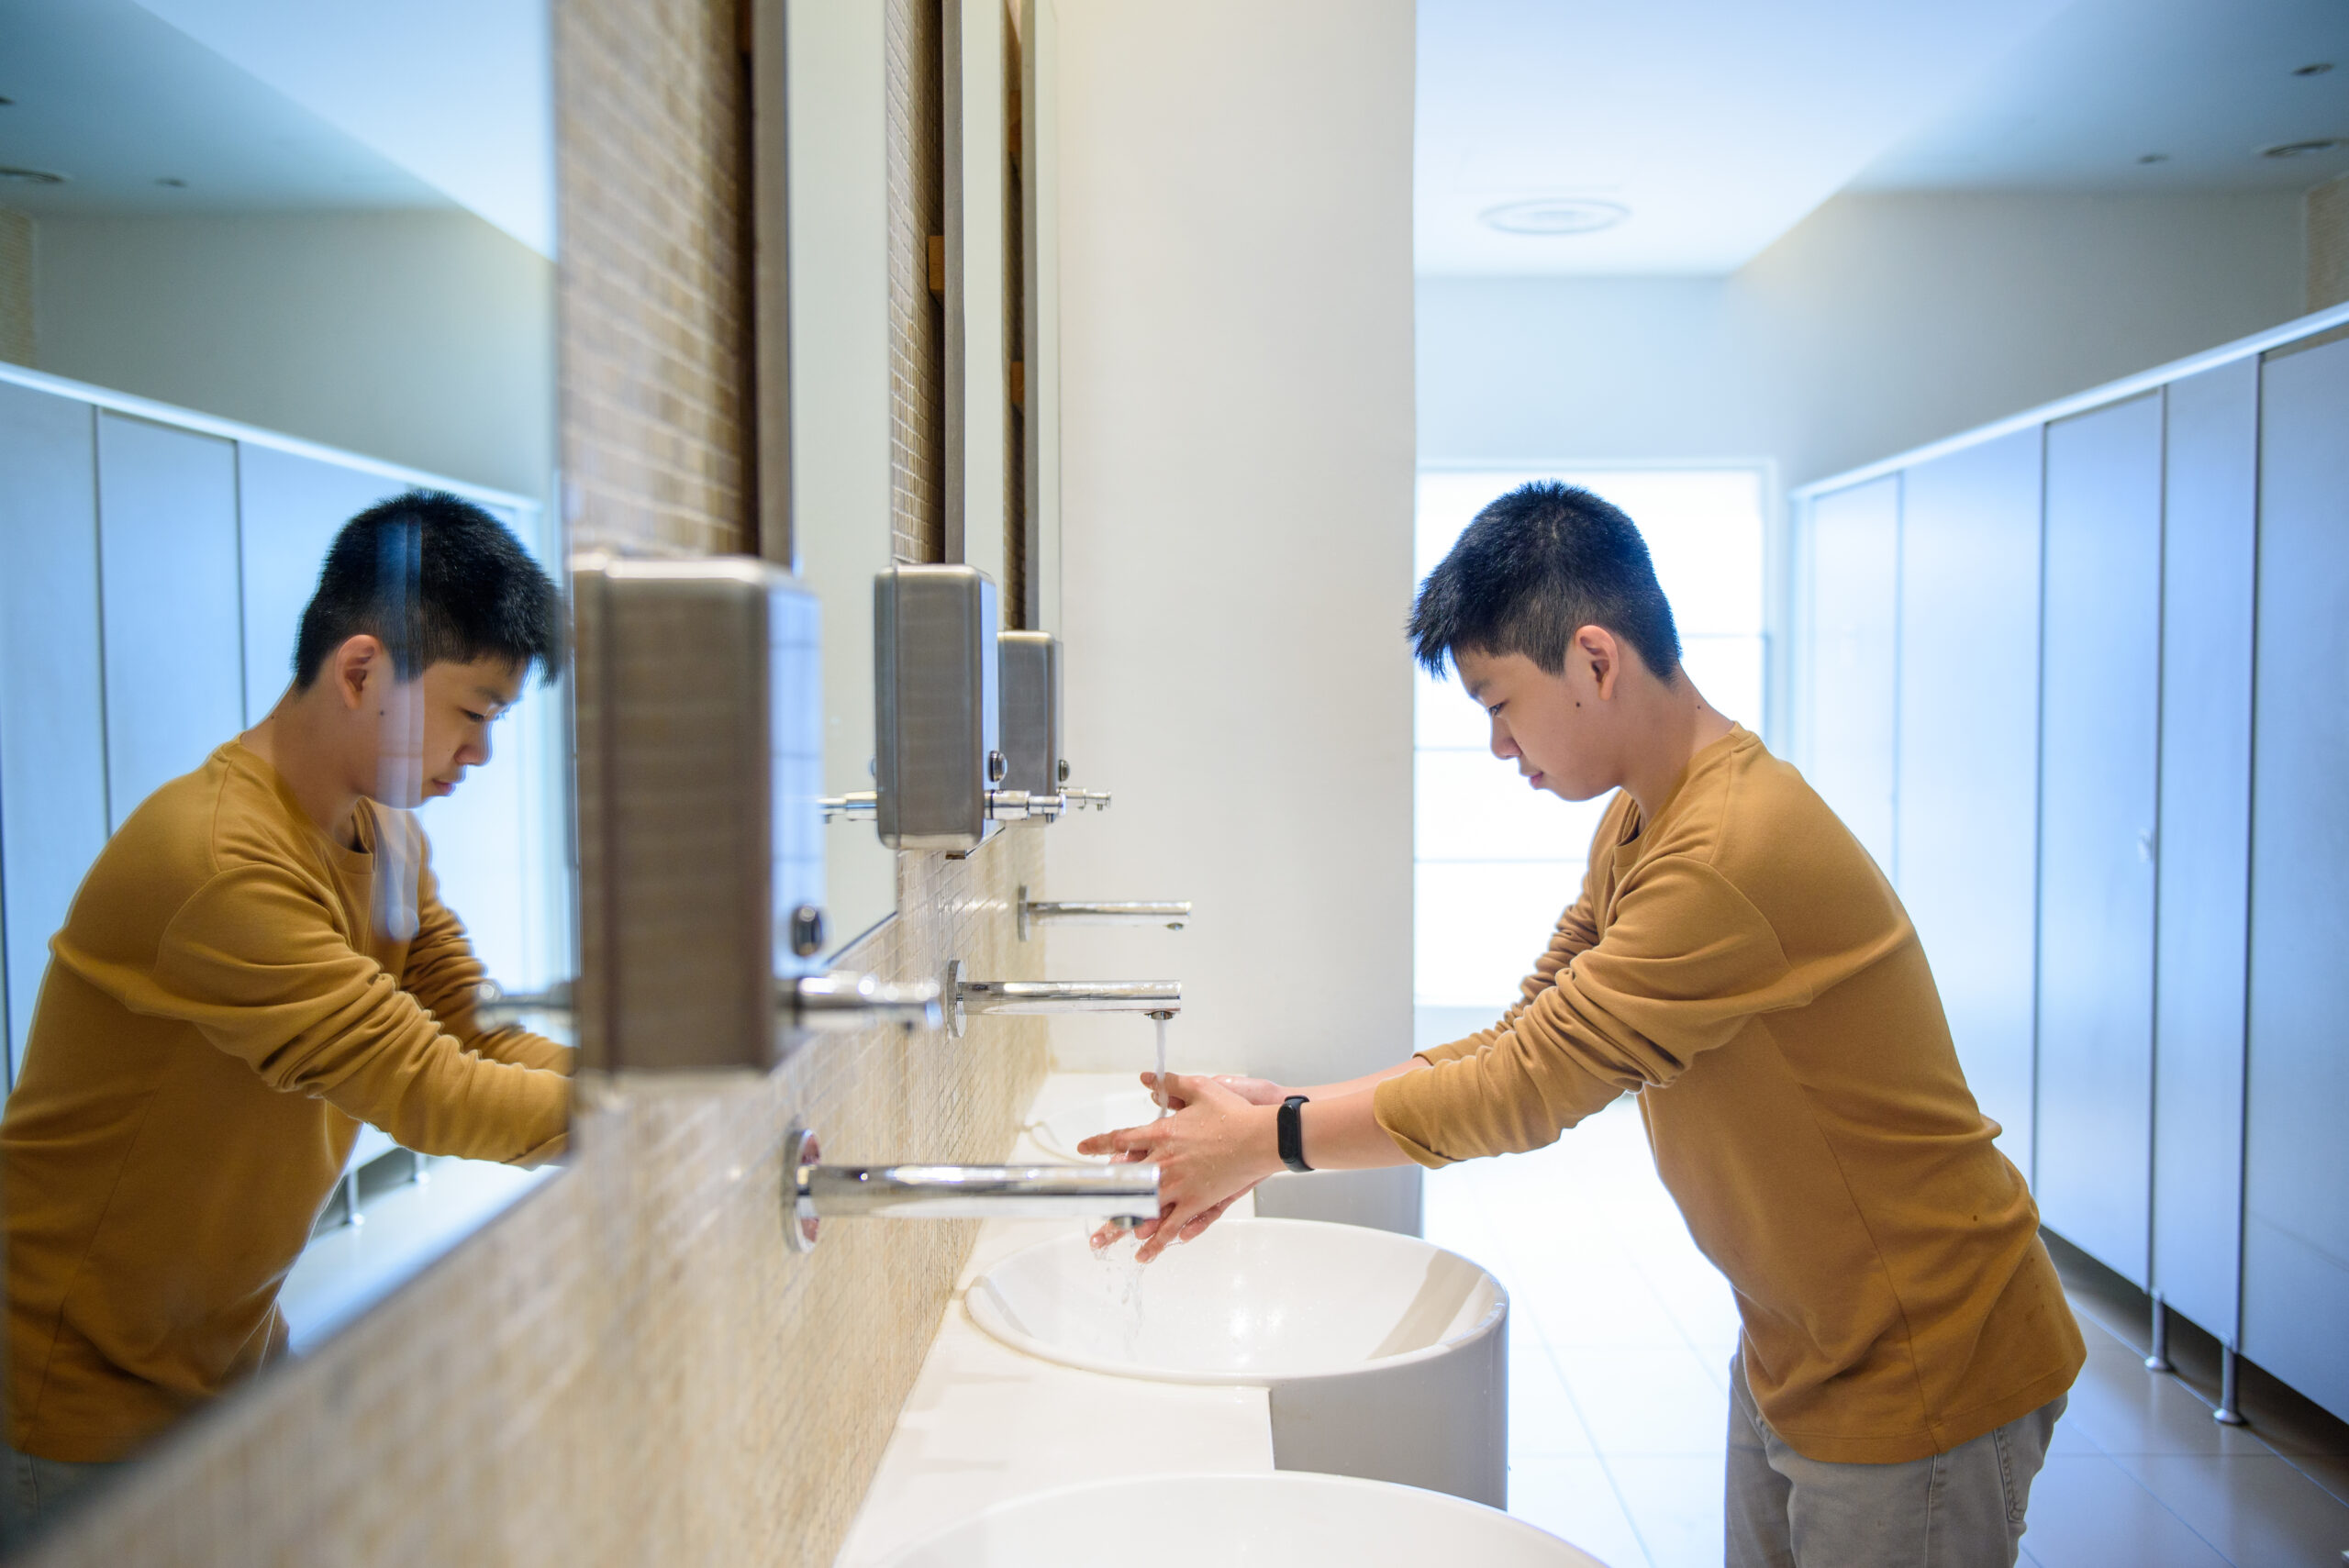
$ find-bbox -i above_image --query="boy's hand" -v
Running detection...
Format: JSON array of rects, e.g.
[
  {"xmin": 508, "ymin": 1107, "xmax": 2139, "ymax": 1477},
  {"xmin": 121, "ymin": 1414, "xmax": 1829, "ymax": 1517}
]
[
  {"xmin": 1079, "ymin": 1072, "xmax": 1286, "ymax": 1262},
  {"xmin": 1138, "ymin": 1070, "xmax": 1286, "ymax": 1111}
]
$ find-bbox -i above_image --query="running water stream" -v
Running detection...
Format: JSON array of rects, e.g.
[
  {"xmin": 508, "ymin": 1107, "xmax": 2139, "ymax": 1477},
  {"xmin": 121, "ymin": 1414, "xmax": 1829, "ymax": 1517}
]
[{"xmin": 1152, "ymin": 1014, "xmax": 1171, "ymax": 1118}]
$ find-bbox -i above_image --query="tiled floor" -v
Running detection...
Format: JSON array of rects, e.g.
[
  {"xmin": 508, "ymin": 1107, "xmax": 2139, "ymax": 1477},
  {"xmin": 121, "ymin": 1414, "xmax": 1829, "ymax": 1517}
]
[{"xmin": 1419, "ymin": 1093, "xmax": 2349, "ymax": 1568}]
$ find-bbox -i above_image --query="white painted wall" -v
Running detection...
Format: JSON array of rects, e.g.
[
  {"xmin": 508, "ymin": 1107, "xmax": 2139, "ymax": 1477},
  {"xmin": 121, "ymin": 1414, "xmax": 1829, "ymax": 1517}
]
[
  {"xmin": 1419, "ymin": 189, "xmax": 2306, "ymax": 492},
  {"xmin": 1046, "ymin": 1, "xmax": 1417, "ymax": 1110},
  {"xmin": 31, "ymin": 209, "xmax": 554, "ymax": 504}
]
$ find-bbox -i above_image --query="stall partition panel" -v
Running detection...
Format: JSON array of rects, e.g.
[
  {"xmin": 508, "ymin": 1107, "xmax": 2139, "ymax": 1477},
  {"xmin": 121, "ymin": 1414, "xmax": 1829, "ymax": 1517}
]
[
  {"xmin": 2151, "ymin": 357, "xmax": 2259, "ymax": 1345},
  {"xmin": 1803, "ymin": 476, "xmax": 1900, "ymax": 875},
  {"xmin": 235, "ymin": 445, "xmax": 410, "ymax": 722},
  {"xmin": 2033, "ymin": 394, "xmax": 2163, "ymax": 1287},
  {"xmin": 95, "ymin": 414, "xmax": 245, "ymax": 831},
  {"xmin": 0, "ymin": 383, "xmax": 107, "ymax": 1087},
  {"xmin": 2243, "ymin": 334, "xmax": 2349, "ymax": 1424},
  {"xmin": 1895, "ymin": 428, "xmax": 2044, "ymax": 1169}
]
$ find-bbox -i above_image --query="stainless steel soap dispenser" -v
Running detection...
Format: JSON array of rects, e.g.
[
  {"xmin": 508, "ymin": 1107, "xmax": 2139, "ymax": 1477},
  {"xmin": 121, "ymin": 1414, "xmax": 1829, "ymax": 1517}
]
[
  {"xmin": 996, "ymin": 630, "xmax": 1062, "ymax": 798},
  {"xmin": 998, "ymin": 630, "xmax": 1108, "ymax": 814},
  {"xmin": 573, "ymin": 552, "xmax": 937, "ymax": 1074},
  {"xmin": 874, "ymin": 565, "xmax": 1031, "ymax": 851}
]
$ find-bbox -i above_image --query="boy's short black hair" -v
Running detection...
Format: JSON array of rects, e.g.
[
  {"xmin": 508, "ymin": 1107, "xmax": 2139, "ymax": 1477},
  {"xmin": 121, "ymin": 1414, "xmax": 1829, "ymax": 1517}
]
[
  {"xmin": 1408, "ymin": 480, "xmax": 1682, "ymax": 684},
  {"xmin": 292, "ymin": 489, "xmax": 563, "ymax": 690}
]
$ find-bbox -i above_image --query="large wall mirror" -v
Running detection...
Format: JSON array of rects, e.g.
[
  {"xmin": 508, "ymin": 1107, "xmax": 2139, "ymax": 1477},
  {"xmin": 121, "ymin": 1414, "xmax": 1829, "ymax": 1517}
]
[
  {"xmin": 779, "ymin": 0, "xmax": 1067, "ymax": 961},
  {"xmin": 0, "ymin": 0, "xmax": 566, "ymax": 1530},
  {"xmin": 783, "ymin": 0, "xmax": 897, "ymax": 954}
]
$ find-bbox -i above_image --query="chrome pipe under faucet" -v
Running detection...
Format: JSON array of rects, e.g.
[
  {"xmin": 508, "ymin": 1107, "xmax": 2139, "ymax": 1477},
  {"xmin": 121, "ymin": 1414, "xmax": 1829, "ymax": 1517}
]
[
  {"xmin": 473, "ymin": 974, "xmax": 942, "ymax": 1041},
  {"xmin": 785, "ymin": 1128, "xmax": 1157, "ymax": 1251},
  {"xmin": 1016, "ymin": 884, "xmax": 1190, "ymax": 940},
  {"xmin": 943, "ymin": 960, "xmax": 1179, "ymax": 1039}
]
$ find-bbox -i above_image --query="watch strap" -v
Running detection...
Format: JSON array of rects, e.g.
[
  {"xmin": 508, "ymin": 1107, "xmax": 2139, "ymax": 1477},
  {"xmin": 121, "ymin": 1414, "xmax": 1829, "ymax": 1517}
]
[{"xmin": 1277, "ymin": 1095, "xmax": 1312, "ymax": 1173}]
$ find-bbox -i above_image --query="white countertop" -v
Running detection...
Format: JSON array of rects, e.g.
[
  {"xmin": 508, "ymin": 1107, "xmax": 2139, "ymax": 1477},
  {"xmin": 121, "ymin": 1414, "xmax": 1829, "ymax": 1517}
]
[{"xmin": 832, "ymin": 1073, "xmax": 1275, "ymax": 1568}]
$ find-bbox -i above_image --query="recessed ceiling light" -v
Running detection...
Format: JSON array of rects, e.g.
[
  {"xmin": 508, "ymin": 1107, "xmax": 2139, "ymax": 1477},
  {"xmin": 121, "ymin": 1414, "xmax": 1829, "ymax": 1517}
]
[
  {"xmin": 2293, "ymin": 62, "xmax": 2333, "ymax": 77},
  {"xmin": 0, "ymin": 166, "xmax": 65, "ymax": 184},
  {"xmin": 2137, "ymin": 153, "xmax": 2170, "ymax": 164},
  {"xmin": 2261, "ymin": 138, "xmax": 2343, "ymax": 159},
  {"xmin": 1480, "ymin": 199, "xmax": 1630, "ymax": 237}
]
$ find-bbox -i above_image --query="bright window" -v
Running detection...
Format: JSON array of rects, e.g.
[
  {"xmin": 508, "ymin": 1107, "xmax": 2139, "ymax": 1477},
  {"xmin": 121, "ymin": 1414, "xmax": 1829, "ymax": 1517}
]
[{"xmin": 1413, "ymin": 468, "xmax": 1768, "ymax": 1009}]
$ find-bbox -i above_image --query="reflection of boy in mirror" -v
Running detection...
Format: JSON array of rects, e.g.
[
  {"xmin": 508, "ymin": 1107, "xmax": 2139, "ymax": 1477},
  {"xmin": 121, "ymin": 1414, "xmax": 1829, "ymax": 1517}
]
[
  {"xmin": 0, "ymin": 492, "xmax": 570, "ymax": 1537},
  {"xmin": 1083, "ymin": 484, "xmax": 2086, "ymax": 1568}
]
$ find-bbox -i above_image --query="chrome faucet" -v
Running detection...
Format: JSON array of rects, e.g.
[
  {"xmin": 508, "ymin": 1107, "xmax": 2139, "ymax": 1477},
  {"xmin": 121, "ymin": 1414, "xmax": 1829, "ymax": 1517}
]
[
  {"xmin": 942, "ymin": 960, "xmax": 1179, "ymax": 1039},
  {"xmin": 473, "ymin": 981, "xmax": 575, "ymax": 1031},
  {"xmin": 474, "ymin": 975, "xmax": 942, "ymax": 1040},
  {"xmin": 785, "ymin": 1128, "xmax": 1157, "ymax": 1251},
  {"xmin": 1016, "ymin": 884, "xmax": 1191, "ymax": 940}
]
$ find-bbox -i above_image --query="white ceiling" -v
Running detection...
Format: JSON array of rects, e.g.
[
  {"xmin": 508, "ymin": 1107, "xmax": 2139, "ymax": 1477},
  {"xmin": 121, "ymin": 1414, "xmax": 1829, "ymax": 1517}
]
[
  {"xmin": 129, "ymin": 0, "xmax": 555, "ymax": 258},
  {"xmin": 1416, "ymin": 0, "xmax": 2349, "ymax": 278},
  {"xmin": 0, "ymin": 0, "xmax": 552, "ymax": 258},
  {"xmin": 1852, "ymin": 0, "xmax": 2349, "ymax": 193}
]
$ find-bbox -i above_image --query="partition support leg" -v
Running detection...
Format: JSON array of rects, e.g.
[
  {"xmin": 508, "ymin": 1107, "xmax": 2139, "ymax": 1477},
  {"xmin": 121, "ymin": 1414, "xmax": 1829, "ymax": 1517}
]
[
  {"xmin": 2213, "ymin": 1341, "xmax": 2247, "ymax": 1427},
  {"xmin": 2144, "ymin": 1293, "xmax": 2175, "ymax": 1373}
]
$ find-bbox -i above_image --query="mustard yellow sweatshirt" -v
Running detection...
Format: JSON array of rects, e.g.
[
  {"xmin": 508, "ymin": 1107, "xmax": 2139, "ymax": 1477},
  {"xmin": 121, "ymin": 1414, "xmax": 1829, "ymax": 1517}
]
[
  {"xmin": 1375, "ymin": 727, "xmax": 2082, "ymax": 1464},
  {"xmin": 2, "ymin": 742, "xmax": 569, "ymax": 1462}
]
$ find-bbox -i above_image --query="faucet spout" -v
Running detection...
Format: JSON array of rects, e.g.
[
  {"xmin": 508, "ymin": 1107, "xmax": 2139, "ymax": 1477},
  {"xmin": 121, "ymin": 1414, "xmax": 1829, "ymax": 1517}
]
[
  {"xmin": 1017, "ymin": 885, "xmax": 1191, "ymax": 940},
  {"xmin": 785, "ymin": 1129, "xmax": 1157, "ymax": 1251},
  {"xmin": 473, "ymin": 980, "xmax": 574, "ymax": 1031},
  {"xmin": 945, "ymin": 961, "xmax": 1180, "ymax": 1038}
]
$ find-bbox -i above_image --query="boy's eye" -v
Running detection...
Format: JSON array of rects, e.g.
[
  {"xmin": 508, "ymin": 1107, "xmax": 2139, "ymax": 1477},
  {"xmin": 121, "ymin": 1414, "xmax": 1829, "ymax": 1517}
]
[{"xmin": 462, "ymin": 710, "xmax": 488, "ymax": 724}]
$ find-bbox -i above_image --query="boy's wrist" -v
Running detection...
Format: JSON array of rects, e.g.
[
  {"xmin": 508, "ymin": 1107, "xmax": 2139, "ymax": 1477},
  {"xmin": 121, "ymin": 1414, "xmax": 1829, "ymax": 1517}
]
[{"xmin": 1249, "ymin": 1104, "xmax": 1288, "ymax": 1181}]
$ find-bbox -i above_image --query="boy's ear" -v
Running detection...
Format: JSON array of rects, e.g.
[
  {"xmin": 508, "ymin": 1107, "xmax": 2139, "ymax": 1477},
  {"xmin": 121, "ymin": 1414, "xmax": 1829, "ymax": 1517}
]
[
  {"xmin": 331, "ymin": 634, "xmax": 389, "ymax": 711},
  {"xmin": 1576, "ymin": 624, "xmax": 1620, "ymax": 698}
]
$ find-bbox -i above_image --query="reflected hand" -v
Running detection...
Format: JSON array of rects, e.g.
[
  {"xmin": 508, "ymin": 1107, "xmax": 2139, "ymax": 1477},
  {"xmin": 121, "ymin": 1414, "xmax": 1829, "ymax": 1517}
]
[{"xmin": 1078, "ymin": 1072, "xmax": 1285, "ymax": 1262}]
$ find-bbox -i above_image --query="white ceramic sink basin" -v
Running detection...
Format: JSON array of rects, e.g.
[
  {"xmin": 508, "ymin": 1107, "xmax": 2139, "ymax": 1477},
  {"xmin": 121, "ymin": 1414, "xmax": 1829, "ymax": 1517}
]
[
  {"xmin": 882, "ymin": 1472, "xmax": 1608, "ymax": 1567},
  {"xmin": 967, "ymin": 1218, "xmax": 1508, "ymax": 1506},
  {"xmin": 1028, "ymin": 1089, "xmax": 1161, "ymax": 1160}
]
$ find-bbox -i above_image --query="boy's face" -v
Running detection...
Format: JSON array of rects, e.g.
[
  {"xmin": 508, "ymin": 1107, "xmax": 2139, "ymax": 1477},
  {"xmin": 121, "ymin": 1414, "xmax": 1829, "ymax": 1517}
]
[
  {"xmin": 359, "ymin": 652, "xmax": 527, "ymax": 810},
  {"xmin": 1455, "ymin": 631, "xmax": 1624, "ymax": 803}
]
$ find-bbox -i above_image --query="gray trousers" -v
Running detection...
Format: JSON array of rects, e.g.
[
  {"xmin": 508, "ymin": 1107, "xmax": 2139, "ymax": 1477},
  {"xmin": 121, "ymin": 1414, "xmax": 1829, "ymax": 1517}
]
[
  {"xmin": 2, "ymin": 1442, "xmax": 121, "ymax": 1551},
  {"xmin": 1725, "ymin": 1350, "xmax": 2064, "ymax": 1568}
]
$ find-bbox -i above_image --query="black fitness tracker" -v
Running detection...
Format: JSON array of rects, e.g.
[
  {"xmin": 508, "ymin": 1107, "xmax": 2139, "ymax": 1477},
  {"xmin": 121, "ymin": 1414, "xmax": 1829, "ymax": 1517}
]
[{"xmin": 1277, "ymin": 1095, "xmax": 1313, "ymax": 1173}]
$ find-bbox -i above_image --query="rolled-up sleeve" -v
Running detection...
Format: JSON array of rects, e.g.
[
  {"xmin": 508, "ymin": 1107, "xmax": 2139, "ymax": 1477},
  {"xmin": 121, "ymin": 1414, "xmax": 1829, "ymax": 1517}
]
[
  {"xmin": 151, "ymin": 864, "xmax": 569, "ymax": 1163},
  {"xmin": 1378, "ymin": 853, "xmax": 1803, "ymax": 1166}
]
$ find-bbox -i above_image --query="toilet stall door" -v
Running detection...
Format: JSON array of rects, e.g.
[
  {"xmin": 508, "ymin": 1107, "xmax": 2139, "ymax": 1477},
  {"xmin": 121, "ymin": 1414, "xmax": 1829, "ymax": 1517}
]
[
  {"xmin": 1896, "ymin": 428, "xmax": 2044, "ymax": 1170},
  {"xmin": 2151, "ymin": 357, "xmax": 2258, "ymax": 1347},
  {"xmin": 2033, "ymin": 393, "xmax": 2163, "ymax": 1288},
  {"xmin": 2243, "ymin": 334, "xmax": 2349, "ymax": 1425},
  {"xmin": 0, "ymin": 384, "xmax": 106, "ymax": 1087},
  {"xmin": 1803, "ymin": 475, "xmax": 1899, "ymax": 876},
  {"xmin": 95, "ymin": 413, "xmax": 244, "ymax": 829},
  {"xmin": 236, "ymin": 445, "xmax": 406, "ymax": 720}
]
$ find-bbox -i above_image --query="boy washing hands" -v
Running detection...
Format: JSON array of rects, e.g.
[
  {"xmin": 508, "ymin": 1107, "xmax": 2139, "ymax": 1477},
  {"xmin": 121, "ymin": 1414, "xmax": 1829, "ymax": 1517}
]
[{"xmin": 1081, "ymin": 481, "xmax": 2082, "ymax": 1568}]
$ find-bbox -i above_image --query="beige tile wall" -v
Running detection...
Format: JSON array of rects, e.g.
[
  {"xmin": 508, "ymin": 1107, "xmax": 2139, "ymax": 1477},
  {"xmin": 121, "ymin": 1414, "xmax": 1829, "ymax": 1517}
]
[
  {"xmin": 2311, "ymin": 173, "xmax": 2349, "ymax": 314},
  {"xmin": 20, "ymin": 0, "xmax": 1054, "ymax": 1562},
  {"xmin": 886, "ymin": 0, "xmax": 948, "ymax": 569},
  {"xmin": 0, "ymin": 207, "xmax": 30, "ymax": 368}
]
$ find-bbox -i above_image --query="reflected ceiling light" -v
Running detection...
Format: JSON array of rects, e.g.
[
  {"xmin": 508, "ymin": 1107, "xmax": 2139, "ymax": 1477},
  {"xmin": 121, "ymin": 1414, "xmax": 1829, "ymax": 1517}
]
[
  {"xmin": 0, "ymin": 166, "xmax": 64, "ymax": 184},
  {"xmin": 2261, "ymin": 138, "xmax": 2343, "ymax": 158},
  {"xmin": 1480, "ymin": 198, "xmax": 1629, "ymax": 236}
]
